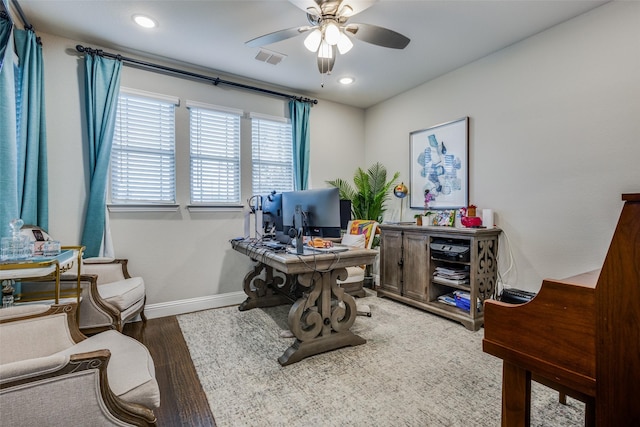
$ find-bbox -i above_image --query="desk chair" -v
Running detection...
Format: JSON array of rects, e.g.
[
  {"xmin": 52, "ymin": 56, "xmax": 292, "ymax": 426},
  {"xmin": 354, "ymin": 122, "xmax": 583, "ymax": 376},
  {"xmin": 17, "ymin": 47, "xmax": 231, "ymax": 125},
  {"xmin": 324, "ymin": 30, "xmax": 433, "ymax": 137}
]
[{"xmin": 337, "ymin": 220, "xmax": 379, "ymax": 297}]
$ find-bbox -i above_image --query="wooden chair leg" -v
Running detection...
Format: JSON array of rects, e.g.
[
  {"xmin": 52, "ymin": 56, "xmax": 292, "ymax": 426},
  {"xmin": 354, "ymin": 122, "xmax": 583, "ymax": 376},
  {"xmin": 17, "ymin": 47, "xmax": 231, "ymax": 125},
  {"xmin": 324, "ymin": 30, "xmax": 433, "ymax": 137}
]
[
  {"xmin": 140, "ymin": 296, "xmax": 148, "ymax": 322},
  {"xmin": 559, "ymin": 392, "xmax": 567, "ymax": 405}
]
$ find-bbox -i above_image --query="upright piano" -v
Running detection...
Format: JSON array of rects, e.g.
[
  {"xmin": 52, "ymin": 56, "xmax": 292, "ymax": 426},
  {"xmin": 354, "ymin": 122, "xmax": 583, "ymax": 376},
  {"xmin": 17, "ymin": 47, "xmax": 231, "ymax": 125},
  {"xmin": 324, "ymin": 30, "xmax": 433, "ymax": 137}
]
[{"xmin": 483, "ymin": 193, "xmax": 640, "ymax": 426}]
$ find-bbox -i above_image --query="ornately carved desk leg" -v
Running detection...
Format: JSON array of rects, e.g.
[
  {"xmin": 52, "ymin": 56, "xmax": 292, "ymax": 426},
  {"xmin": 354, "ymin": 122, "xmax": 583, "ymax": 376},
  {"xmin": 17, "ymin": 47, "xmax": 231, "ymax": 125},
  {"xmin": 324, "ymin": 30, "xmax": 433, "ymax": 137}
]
[
  {"xmin": 238, "ymin": 263, "xmax": 292, "ymax": 311},
  {"xmin": 278, "ymin": 267, "xmax": 366, "ymax": 366}
]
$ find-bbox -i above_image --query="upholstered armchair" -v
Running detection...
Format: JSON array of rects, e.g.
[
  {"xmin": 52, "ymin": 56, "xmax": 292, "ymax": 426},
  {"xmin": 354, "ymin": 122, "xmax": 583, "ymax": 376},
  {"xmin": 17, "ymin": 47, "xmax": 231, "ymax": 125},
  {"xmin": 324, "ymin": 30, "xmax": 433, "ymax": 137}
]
[
  {"xmin": 0, "ymin": 303, "xmax": 160, "ymax": 426},
  {"xmin": 19, "ymin": 225, "xmax": 147, "ymax": 334},
  {"xmin": 73, "ymin": 258, "xmax": 147, "ymax": 334},
  {"xmin": 337, "ymin": 220, "xmax": 379, "ymax": 297}
]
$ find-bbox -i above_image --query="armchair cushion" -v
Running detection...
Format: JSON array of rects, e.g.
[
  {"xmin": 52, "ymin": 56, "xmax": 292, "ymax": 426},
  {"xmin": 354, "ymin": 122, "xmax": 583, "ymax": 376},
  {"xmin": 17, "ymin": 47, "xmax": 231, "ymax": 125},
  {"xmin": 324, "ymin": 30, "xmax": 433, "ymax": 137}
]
[
  {"xmin": 83, "ymin": 256, "xmax": 116, "ymax": 264},
  {"xmin": 347, "ymin": 220, "xmax": 378, "ymax": 248},
  {"xmin": 97, "ymin": 277, "xmax": 145, "ymax": 312},
  {"xmin": 0, "ymin": 353, "xmax": 69, "ymax": 382},
  {"xmin": 341, "ymin": 233, "xmax": 366, "ymax": 248},
  {"xmin": 59, "ymin": 330, "xmax": 160, "ymax": 409}
]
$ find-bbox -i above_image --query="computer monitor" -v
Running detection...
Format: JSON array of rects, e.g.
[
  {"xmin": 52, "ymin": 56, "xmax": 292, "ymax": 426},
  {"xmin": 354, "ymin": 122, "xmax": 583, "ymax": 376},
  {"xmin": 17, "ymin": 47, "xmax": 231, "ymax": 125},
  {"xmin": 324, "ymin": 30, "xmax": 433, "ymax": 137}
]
[
  {"xmin": 340, "ymin": 199, "xmax": 352, "ymax": 230},
  {"xmin": 281, "ymin": 188, "xmax": 342, "ymax": 239},
  {"xmin": 262, "ymin": 192, "xmax": 283, "ymax": 236}
]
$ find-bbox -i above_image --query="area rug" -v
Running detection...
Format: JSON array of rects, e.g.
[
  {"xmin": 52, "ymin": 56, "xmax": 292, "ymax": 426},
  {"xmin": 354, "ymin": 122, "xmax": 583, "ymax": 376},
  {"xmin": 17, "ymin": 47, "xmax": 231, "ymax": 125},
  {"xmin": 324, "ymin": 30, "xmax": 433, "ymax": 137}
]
[{"xmin": 178, "ymin": 293, "xmax": 584, "ymax": 427}]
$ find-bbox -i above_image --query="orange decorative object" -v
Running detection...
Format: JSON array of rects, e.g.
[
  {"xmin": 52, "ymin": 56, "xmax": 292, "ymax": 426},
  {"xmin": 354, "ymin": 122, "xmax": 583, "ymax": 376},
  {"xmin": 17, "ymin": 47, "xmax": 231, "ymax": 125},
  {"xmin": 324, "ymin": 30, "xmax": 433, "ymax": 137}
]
[
  {"xmin": 467, "ymin": 205, "xmax": 477, "ymax": 217},
  {"xmin": 308, "ymin": 238, "xmax": 333, "ymax": 249}
]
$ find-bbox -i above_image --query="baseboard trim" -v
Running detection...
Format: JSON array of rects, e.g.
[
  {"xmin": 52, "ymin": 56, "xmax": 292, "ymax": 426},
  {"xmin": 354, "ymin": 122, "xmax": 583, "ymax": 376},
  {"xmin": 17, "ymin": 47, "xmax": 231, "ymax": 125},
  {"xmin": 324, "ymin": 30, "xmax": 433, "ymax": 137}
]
[{"xmin": 144, "ymin": 292, "xmax": 246, "ymax": 319}]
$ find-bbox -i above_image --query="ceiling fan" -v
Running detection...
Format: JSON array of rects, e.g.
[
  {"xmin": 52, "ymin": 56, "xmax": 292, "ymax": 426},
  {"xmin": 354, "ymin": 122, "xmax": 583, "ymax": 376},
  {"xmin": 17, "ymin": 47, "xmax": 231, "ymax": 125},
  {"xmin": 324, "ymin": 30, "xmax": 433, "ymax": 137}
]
[{"xmin": 246, "ymin": 0, "xmax": 410, "ymax": 75}]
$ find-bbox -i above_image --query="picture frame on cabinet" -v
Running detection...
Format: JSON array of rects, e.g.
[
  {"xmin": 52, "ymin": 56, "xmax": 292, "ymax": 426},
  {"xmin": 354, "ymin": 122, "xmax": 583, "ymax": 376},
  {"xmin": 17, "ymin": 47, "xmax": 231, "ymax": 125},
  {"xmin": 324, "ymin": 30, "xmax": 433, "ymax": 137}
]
[{"xmin": 410, "ymin": 117, "xmax": 469, "ymax": 210}]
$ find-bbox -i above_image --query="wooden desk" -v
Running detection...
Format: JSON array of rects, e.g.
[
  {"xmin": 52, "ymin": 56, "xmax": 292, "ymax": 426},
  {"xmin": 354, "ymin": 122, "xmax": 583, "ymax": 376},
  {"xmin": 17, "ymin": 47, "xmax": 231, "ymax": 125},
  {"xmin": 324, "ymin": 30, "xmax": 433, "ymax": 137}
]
[{"xmin": 231, "ymin": 240, "xmax": 377, "ymax": 365}]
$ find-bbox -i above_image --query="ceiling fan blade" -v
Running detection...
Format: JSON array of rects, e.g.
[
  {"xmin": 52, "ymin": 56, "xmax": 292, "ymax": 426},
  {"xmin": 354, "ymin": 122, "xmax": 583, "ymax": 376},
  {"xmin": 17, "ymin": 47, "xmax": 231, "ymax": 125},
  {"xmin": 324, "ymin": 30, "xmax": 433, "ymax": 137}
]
[
  {"xmin": 289, "ymin": 0, "xmax": 323, "ymax": 15},
  {"xmin": 246, "ymin": 26, "xmax": 313, "ymax": 48},
  {"xmin": 345, "ymin": 22, "xmax": 410, "ymax": 49}
]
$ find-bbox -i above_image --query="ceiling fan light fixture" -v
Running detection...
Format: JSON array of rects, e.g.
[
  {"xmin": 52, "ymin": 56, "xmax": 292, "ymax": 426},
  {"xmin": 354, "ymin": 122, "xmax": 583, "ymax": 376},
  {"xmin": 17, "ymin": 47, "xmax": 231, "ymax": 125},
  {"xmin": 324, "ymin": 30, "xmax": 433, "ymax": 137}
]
[
  {"xmin": 318, "ymin": 40, "xmax": 333, "ymax": 59},
  {"xmin": 337, "ymin": 32, "xmax": 353, "ymax": 55},
  {"xmin": 317, "ymin": 54, "xmax": 335, "ymax": 75},
  {"xmin": 304, "ymin": 29, "xmax": 322, "ymax": 52},
  {"xmin": 324, "ymin": 21, "xmax": 341, "ymax": 45}
]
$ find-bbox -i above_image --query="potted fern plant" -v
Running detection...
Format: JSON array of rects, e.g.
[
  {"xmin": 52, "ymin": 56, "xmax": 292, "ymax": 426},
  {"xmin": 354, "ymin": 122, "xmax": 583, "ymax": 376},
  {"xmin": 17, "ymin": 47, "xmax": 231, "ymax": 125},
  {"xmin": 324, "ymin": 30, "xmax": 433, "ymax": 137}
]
[
  {"xmin": 326, "ymin": 162, "xmax": 400, "ymax": 225},
  {"xmin": 327, "ymin": 162, "xmax": 399, "ymax": 289}
]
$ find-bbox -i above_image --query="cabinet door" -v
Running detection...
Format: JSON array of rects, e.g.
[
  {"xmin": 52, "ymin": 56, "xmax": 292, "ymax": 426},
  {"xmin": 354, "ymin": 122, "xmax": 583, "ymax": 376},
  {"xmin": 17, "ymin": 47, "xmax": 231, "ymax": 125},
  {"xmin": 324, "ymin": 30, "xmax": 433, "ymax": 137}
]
[
  {"xmin": 402, "ymin": 231, "xmax": 429, "ymax": 301},
  {"xmin": 379, "ymin": 229, "xmax": 403, "ymax": 294}
]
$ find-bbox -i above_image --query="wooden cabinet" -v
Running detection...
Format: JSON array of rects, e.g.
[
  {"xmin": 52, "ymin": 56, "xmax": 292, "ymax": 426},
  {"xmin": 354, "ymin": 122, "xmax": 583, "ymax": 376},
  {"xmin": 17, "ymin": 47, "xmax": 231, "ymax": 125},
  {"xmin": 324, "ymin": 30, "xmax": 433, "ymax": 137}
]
[{"xmin": 378, "ymin": 224, "xmax": 501, "ymax": 331}]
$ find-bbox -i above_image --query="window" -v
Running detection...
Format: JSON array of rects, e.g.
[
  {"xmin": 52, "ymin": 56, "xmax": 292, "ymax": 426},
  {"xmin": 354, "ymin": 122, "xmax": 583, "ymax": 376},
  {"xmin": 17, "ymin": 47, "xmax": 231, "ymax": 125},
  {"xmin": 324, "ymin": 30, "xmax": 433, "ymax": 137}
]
[
  {"xmin": 111, "ymin": 90, "xmax": 178, "ymax": 204},
  {"xmin": 251, "ymin": 113, "xmax": 294, "ymax": 195},
  {"xmin": 188, "ymin": 101, "xmax": 242, "ymax": 204}
]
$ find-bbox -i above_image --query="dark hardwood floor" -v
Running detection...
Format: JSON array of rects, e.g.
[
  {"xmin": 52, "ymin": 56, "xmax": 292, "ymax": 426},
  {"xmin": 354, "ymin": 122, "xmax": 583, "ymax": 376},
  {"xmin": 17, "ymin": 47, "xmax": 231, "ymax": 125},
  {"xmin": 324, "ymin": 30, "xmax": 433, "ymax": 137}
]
[{"xmin": 124, "ymin": 317, "xmax": 216, "ymax": 426}]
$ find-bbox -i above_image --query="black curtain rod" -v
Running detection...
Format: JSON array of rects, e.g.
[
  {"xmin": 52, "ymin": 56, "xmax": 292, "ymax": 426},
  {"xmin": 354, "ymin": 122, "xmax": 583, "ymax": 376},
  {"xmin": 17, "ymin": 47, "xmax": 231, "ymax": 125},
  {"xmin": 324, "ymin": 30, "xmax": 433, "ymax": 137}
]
[
  {"xmin": 75, "ymin": 44, "xmax": 318, "ymax": 105},
  {"xmin": 9, "ymin": 0, "xmax": 41, "ymax": 45},
  {"xmin": 11, "ymin": 0, "xmax": 30, "ymax": 29}
]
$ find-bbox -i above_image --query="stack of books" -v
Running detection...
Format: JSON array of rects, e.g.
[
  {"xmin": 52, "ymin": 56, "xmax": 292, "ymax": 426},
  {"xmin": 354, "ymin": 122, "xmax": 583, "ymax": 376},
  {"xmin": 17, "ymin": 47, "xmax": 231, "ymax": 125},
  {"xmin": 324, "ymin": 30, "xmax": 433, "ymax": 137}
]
[
  {"xmin": 437, "ymin": 293, "xmax": 457, "ymax": 306},
  {"xmin": 454, "ymin": 291, "xmax": 472, "ymax": 311},
  {"xmin": 433, "ymin": 266, "xmax": 469, "ymax": 286}
]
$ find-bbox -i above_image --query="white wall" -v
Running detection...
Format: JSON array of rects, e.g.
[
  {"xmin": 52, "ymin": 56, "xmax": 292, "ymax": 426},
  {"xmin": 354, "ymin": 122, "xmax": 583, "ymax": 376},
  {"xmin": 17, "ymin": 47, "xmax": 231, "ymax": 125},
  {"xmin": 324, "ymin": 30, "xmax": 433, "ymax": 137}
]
[
  {"xmin": 40, "ymin": 1, "xmax": 639, "ymax": 313},
  {"xmin": 40, "ymin": 33, "xmax": 366, "ymax": 314},
  {"xmin": 365, "ymin": 2, "xmax": 640, "ymax": 290}
]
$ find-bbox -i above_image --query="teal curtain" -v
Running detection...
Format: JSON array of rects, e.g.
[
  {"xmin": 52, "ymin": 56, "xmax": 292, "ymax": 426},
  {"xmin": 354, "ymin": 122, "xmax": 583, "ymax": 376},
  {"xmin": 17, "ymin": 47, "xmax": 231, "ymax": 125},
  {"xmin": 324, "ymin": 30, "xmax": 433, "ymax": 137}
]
[
  {"xmin": 0, "ymin": 4, "xmax": 11, "ymax": 67},
  {"xmin": 0, "ymin": 12, "xmax": 17, "ymax": 238},
  {"xmin": 14, "ymin": 28, "xmax": 48, "ymax": 229},
  {"xmin": 79, "ymin": 53, "xmax": 122, "ymax": 258},
  {"xmin": 289, "ymin": 100, "xmax": 311, "ymax": 190}
]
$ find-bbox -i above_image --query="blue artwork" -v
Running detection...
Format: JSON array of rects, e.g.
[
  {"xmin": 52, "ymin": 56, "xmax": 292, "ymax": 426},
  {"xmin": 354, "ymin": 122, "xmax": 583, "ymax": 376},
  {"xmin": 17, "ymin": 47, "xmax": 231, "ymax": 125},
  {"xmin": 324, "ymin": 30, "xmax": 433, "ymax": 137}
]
[
  {"xmin": 410, "ymin": 117, "xmax": 468, "ymax": 210},
  {"xmin": 417, "ymin": 133, "xmax": 462, "ymax": 198}
]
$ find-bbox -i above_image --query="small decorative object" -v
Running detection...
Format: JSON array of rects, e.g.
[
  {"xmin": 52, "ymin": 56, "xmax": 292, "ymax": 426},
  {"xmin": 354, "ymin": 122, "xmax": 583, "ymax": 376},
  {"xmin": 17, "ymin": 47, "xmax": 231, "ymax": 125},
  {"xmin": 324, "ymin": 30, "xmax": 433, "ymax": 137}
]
[
  {"xmin": 467, "ymin": 204, "xmax": 477, "ymax": 217},
  {"xmin": 432, "ymin": 210, "xmax": 456, "ymax": 227},
  {"xmin": 394, "ymin": 182, "xmax": 409, "ymax": 221},
  {"xmin": 482, "ymin": 208, "xmax": 494, "ymax": 229},
  {"xmin": 424, "ymin": 189, "xmax": 435, "ymax": 210},
  {"xmin": 460, "ymin": 205, "xmax": 483, "ymax": 228},
  {"xmin": 2, "ymin": 280, "xmax": 15, "ymax": 308},
  {"xmin": 0, "ymin": 219, "xmax": 32, "ymax": 261},
  {"xmin": 42, "ymin": 240, "xmax": 61, "ymax": 257}
]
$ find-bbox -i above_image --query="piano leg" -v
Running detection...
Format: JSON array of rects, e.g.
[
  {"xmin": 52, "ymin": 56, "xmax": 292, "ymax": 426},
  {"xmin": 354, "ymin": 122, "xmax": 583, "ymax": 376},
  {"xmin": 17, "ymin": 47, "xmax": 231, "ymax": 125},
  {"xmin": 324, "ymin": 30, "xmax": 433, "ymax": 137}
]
[{"xmin": 502, "ymin": 361, "xmax": 532, "ymax": 427}]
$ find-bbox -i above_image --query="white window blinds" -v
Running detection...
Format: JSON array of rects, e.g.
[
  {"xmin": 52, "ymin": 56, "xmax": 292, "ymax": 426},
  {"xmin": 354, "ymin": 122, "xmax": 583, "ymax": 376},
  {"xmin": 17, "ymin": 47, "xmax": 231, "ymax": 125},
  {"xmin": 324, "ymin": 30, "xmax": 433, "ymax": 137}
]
[
  {"xmin": 251, "ymin": 114, "xmax": 294, "ymax": 195},
  {"xmin": 189, "ymin": 103, "xmax": 241, "ymax": 204},
  {"xmin": 111, "ymin": 91, "xmax": 177, "ymax": 204}
]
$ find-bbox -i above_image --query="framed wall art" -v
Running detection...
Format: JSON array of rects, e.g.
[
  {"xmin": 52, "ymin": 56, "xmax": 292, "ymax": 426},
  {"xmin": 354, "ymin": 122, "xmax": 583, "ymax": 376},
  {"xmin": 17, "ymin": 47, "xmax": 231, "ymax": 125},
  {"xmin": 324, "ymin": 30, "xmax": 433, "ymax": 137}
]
[{"xmin": 410, "ymin": 117, "xmax": 469, "ymax": 210}]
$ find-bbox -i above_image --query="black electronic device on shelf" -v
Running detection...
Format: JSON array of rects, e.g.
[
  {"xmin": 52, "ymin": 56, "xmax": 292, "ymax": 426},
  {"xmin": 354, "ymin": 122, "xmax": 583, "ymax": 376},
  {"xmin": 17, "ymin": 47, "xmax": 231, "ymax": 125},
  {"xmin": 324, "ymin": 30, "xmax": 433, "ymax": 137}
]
[
  {"xmin": 430, "ymin": 238, "xmax": 470, "ymax": 262},
  {"xmin": 499, "ymin": 288, "xmax": 537, "ymax": 304}
]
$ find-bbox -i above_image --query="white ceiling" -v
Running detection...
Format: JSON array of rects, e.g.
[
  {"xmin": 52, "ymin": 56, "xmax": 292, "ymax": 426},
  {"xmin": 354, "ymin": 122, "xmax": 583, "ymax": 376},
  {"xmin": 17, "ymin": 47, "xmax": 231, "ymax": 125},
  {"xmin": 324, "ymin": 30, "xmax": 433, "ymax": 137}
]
[{"xmin": 15, "ymin": 0, "xmax": 608, "ymax": 108}]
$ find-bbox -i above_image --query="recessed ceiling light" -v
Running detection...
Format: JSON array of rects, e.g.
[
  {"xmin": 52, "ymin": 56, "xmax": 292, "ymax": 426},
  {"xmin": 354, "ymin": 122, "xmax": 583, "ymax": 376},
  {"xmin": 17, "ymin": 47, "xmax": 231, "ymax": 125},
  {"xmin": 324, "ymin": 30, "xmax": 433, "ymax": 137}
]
[
  {"xmin": 133, "ymin": 14, "xmax": 157, "ymax": 29},
  {"xmin": 339, "ymin": 76, "xmax": 355, "ymax": 85}
]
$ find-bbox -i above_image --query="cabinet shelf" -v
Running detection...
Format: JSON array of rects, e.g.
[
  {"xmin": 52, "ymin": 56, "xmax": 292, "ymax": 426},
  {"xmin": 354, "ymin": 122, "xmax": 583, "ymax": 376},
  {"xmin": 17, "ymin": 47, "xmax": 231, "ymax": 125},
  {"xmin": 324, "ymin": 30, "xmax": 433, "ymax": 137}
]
[
  {"xmin": 431, "ymin": 257, "xmax": 470, "ymax": 266},
  {"xmin": 379, "ymin": 225, "xmax": 500, "ymax": 331},
  {"xmin": 431, "ymin": 278, "xmax": 471, "ymax": 292}
]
